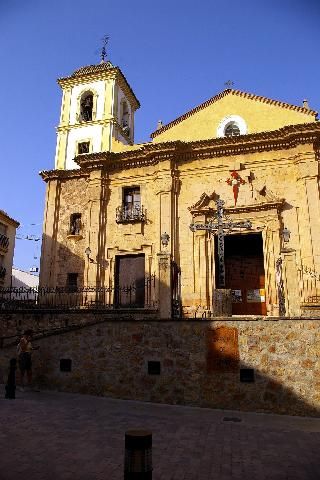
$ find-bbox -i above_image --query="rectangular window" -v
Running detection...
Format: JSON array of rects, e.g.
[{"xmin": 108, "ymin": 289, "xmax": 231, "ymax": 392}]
[
  {"xmin": 78, "ymin": 141, "xmax": 90, "ymax": 154},
  {"xmin": 69, "ymin": 213, "xmax": 81, "ymax": 235},
  {"xmin": 66, "ymin": 273, "xmax": 78, "ymax": 293}
]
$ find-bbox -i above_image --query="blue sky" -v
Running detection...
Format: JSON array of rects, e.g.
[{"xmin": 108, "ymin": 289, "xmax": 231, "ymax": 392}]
[{"xmin": 0, "ymin": 0, "xmax": 319, "ymax": 272}]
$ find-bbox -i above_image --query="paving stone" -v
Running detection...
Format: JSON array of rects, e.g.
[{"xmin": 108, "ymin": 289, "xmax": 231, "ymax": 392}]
[{"xmin": 0, "ymin": 387, "xmax": 320, "ymax": 480}]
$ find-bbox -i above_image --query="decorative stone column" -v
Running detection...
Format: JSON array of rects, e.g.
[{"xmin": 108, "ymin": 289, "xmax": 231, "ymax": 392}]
[
  {"xmin": 263, "ymin": 221, "xmax": 281, "ymax": 316},
  {"xmin": 157, "ymin": 252, "xmax": 172, "ymax": 319},
  {"xmin": 193, "ymin": 227, "xmax": 209, "ymax": 309}
]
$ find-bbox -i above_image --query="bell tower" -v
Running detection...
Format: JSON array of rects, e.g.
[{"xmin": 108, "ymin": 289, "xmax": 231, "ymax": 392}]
[{"xmin": 55, "ymin": 60, "xmax": 140, "ymax": 170}]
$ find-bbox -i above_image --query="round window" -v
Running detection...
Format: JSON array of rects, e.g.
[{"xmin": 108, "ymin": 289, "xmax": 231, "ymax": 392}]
[
  {"xmin": 216, "ymin": 115, "xmax": 247, "ymax": 138},
  {"xmin": 224, "ymin": 121, "xmax": 240, "ymax": 137}
]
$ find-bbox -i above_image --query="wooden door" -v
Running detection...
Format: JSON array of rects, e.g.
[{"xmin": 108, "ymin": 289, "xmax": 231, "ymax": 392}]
[
  {"xmin": 223, "ymin": 234, "xmax": 266, "ymax": 315},
  {"xmin": 115, "ymin": 254, "xmax": 145, "ymax": 307}
]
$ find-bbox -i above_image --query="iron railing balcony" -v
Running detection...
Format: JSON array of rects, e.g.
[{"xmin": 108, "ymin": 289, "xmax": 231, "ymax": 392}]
[
  {"xmin": 0, "ymin": 266, "xmax": 6, "ymax": 279},
  {"xmin": 0, "ymin": 233, "xmax": 9, "ymax": 250},
  {"xmin": 116, "ymin": 205, "xmax": 146, "ymax": 224}
]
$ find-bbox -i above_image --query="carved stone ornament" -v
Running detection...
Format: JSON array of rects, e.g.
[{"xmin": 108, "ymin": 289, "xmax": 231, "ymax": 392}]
[
  {"xmin": 188, "ymin": 191, "xmax": 219, "ymax": 212},
  {"xmin": 158, "ymin": 253, "xmax": 170, "ymax": 271},
  {"xmin": 155, "ymin": 177, "xmax": 172, "ymax": 194}
]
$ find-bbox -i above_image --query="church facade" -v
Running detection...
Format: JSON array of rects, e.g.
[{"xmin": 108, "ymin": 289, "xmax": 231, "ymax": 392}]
[{"xmin": 39, "ymin": 60, "xmax": 320, "ymax": 318}]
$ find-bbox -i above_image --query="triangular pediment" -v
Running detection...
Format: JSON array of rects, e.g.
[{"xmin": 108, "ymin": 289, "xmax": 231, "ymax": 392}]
[{"xmin": 151, "ymin": 89, "xmax": 316, "ymax": 144}]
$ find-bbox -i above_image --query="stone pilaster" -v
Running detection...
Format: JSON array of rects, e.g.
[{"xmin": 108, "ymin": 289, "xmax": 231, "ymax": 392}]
[
  {"xmin": 157, "ymin": 252, "xmax": 172, "ymax": 319},
  {"xmin": 263, "ymin": 224, "xmax": 281, "ymax": 316},
  {"xmin": 60, "ymin": 87, "xmax": 72, "ymax": 126},
  {"xmin": 296, "ymin": 158, "xmax": 320, "ymax": 270},
  {"xmin": 39, "ymin": 179, "xmax": 61, "ymax": 287},
  {"xmin": 282, "ymin": 250, "xmax": 301, "ymax": 317},
  {"xmin": 85, "ymin": 169, "xmax": 109, "ymax": 287},
  {"xmin": 156, "ymin": 175, "xmax": 172, "ymax": 251},
  {"xmin": 193, "ymin": 226, "xmax": 209, "ymax": 309}
]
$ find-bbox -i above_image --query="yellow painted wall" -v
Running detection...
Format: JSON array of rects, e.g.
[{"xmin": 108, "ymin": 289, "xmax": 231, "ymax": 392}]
[{"xmin": 153, "ymin": 93, "xmax": 316, "ymax": 143}]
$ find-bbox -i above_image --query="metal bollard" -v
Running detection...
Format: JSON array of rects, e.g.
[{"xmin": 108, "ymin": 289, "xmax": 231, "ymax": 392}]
[{"xmin": 124, "ymin": 430, "xmax": 152, "ymax": 479}]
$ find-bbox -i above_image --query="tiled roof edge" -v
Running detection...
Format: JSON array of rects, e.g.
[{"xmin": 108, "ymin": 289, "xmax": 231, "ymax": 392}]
[{"xmin": 0, "ymin": 209, "xmax": 20, "ymax": 227}]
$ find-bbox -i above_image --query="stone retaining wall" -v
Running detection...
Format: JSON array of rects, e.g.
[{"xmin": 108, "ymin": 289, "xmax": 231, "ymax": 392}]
[{"xmin": 1, "ymin": 312, "xmax": 319, "ymax": 416}]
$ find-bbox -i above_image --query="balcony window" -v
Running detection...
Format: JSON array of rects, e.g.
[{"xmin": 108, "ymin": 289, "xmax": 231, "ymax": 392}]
[{"xmin": 116, "ymin": 187, "xmax": 146, "ymax": 223}]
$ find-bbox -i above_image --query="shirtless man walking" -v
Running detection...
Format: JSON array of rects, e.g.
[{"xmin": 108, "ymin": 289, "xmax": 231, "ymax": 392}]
[{"xmin": 17, "ymin": 330, "xmax": 39, "ymax": 390}]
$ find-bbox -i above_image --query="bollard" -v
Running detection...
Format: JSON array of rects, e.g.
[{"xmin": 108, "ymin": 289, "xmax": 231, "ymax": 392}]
[
  {"xmin": 124, "ymin": 430, "xmax": 152, "ymax": 479},
  {"xmin": 5, "ymin": 358, "xmax": 16, "ymax": 399}
]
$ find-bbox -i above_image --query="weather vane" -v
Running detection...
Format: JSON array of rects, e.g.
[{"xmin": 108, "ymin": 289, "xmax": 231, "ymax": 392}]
[
  {"xmin": 100, "ymin": 35, "xmax": 109, "ymax": 63},
  {"xmin": 224, "ymin": 80, "xmax": 234, "ymax": 88}
]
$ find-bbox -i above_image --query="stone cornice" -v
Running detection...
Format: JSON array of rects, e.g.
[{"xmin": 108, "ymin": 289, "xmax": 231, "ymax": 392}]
[
  {"xmin": 57, "ymin": 65, "xmax": 140, "ymax": 110},
  {"xmin": 76, "ymin": 121, "xmax": 320, "ymax": 170},
  {"xmin": 40, "ymin": 122, "xmax": 320, "ymax": 182},
  {"xmin": 0, "ymin": 210, "xmax": 20, "ymax": 228},
  {"xmin": 57, "ymin": 118, "xmax": 117, "ymax": 133},
  {"xmin": 39, "ymin": 169, "xmax": 89, "ymax": 183}
]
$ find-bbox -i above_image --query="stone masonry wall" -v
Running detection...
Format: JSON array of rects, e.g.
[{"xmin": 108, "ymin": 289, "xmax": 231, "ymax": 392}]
[{"xmin": 1, "ymin": 312, "xmax": 319, "ymax": 417}]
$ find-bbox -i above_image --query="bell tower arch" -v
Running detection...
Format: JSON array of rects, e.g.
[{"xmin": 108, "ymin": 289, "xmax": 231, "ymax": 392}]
[{"xmin": 55, "ymin": 61, "xmax": 140, "ymax": 170}]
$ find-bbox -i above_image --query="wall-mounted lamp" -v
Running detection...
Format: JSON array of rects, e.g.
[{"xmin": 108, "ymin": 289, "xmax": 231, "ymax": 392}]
[
  {"xmin": 282, "ymin": 227, "xmax": 291, "ymax": 243},
  {"xmin": 85, "ymin": 248, "xmax": 109, "ymax": 268},
  {"xmin": 161, "ymin": 232, "xmax": 170, "ymax": 248},
  {"xmin": 85, "ymin": 247, "xmax": 94, "ymax": 263}
]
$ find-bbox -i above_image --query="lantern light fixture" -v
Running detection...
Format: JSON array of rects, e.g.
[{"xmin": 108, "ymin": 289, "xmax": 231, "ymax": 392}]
[
  {"xmin": 282, "ymin": 227, "xmax": 291, "ymax": 243},
  {"xmin": 161, "ymin": 232, "xmax": 170, "ymax": 248}
]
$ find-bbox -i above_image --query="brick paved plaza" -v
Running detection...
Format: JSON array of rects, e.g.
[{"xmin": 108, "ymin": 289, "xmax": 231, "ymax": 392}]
[{"xmin": 1, "ymin": 387, "xmax": 319, "ymax": 480}]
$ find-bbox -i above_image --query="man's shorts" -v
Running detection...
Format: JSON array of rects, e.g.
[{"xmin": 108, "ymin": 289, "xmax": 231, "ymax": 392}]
[{"xmin": 18, "ymin": 353, "xmax": 32, "ymax": 372}]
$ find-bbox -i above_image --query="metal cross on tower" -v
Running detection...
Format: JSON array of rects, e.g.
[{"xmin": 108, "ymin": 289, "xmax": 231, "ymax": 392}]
[
  {"xmin": 100, "ymin": 35, "xmax": 109, "ymax": 63},
  {"xmin": 189, "ymin": 199, "xmax": 252, "ymax": 288}
]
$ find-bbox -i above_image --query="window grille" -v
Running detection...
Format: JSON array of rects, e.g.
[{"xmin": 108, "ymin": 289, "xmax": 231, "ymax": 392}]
[
  {"xmin": 224, "ymin": 121, "xmax": 240, "ymax": 137},
  {"xmin": 116, "ymin": 187, "xmax": 146, "ymax": 223},
  {"xmin": 69, "ymin": 214, "xmax": 81, "ymax": 235},
  {"xmin": 78, "ymin": 142, "xmax": 90, "ymax": 154}
]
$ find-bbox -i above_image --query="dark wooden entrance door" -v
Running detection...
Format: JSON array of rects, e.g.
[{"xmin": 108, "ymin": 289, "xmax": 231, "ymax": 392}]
[
  {"xmin": 223, "ymin": 233, "xmax": 266, "ymax": 315},
  {"xmin": 115, "ymin": 254, "xmax": 145, "ymax": 307}
]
